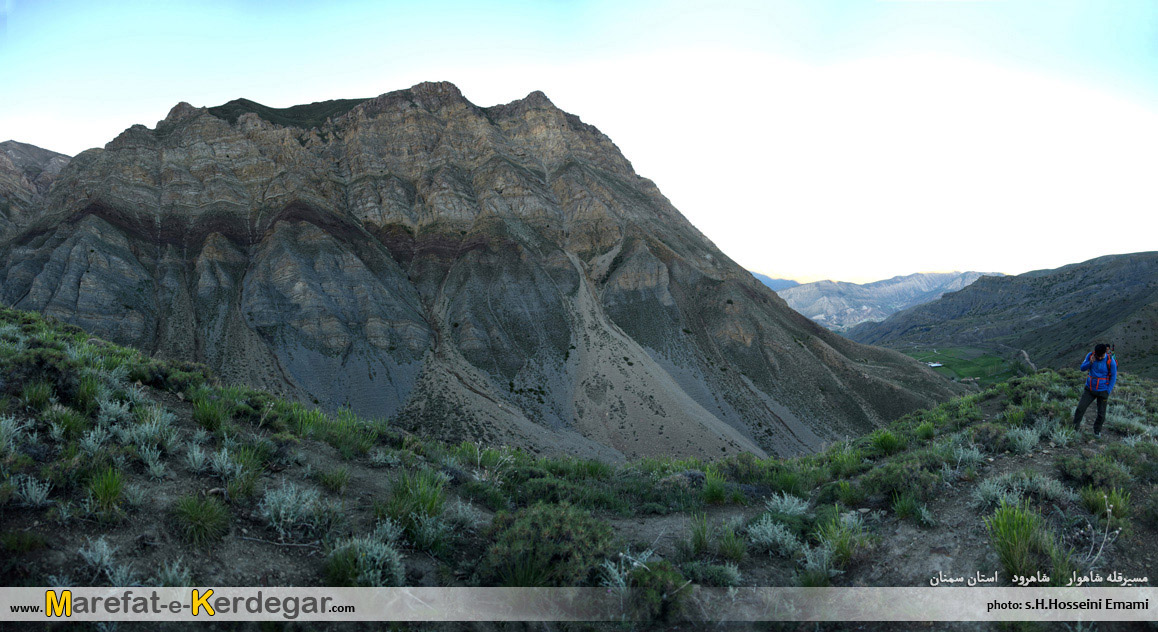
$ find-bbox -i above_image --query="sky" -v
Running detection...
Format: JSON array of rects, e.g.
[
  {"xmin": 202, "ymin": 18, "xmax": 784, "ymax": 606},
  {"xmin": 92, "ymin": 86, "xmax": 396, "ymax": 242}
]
[{"xmin": 2, "ymin": 0, "xmax": 1156, "ymax": 283}]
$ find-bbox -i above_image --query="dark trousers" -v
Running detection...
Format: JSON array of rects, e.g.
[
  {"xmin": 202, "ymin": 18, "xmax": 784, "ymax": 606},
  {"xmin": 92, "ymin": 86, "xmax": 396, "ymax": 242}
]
[{"xmin": 1072, "ymin": 387, "xmax": 1108, "ymax": 433}]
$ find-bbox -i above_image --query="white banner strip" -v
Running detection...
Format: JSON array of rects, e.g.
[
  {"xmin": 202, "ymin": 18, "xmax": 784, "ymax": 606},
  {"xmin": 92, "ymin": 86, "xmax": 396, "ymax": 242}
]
[{"xmin": 0, "ymin": 587, "xmax": 1154, "ymax": 622}]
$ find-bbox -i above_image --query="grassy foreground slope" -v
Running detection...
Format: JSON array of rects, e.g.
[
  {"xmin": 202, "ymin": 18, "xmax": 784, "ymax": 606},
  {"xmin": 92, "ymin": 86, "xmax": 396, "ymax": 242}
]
[{"xmin": 1, "ymin": 306, "xmax": 1156, "ymax": 620}]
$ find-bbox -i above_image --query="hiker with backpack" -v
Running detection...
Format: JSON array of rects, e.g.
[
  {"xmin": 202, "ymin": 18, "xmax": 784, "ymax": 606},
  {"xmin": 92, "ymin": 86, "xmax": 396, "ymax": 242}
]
[{"xmin": 1071, "ymin": 343, "xmax": 1117, "ymax": 437}]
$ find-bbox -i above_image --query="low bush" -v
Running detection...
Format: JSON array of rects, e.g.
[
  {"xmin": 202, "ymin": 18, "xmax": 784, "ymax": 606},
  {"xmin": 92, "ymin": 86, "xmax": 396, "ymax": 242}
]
[
  {"xmin": 1055, "ymin": 453, "xmax": 1131, "ymax": 490},
  {"xmin": 681, "ymin": 561, "xmax": 742, "ymax": 587},
  {"xmin": 627, "ymin": 560, "xmax": 690, "ymax": 621},
  {"xmin": 325, "ymin": 536, "xmax": 405, "ymax": 586},
  {"xmin": 477, "ymin": 503, "xmax": 614, "ymax": 586}
]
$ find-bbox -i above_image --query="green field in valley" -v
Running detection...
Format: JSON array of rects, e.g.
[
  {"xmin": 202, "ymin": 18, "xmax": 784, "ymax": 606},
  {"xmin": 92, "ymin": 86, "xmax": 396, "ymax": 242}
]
[{"xmin": 902, "ymin": 346, "xmax": 1018, "ymax": 386}]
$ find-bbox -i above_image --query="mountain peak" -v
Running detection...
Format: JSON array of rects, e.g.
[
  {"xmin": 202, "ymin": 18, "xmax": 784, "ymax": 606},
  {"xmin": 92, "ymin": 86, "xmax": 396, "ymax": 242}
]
[{"xmin": 163, "ymin": 101, "xmax": 204, "ymax": 124}]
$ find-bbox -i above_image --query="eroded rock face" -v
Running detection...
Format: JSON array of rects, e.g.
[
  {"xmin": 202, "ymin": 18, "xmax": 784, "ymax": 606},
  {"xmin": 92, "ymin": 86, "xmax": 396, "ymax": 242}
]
[
  {"xmin": 0, "ymin": 141, "xmax": 71, "ymax": 235},
  {"xmin": 0, "ymin": 82, "xmax": 963, "ymax": 460}
]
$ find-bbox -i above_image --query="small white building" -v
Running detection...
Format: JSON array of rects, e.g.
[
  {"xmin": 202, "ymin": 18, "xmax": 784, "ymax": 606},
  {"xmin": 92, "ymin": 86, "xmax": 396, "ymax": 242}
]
[{"xmin": 927, "ymin": 362, "xmax": 943, "ymax": 368}]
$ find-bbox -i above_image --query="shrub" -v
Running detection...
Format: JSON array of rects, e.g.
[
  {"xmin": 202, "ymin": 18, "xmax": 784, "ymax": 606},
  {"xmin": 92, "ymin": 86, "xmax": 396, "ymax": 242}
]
[
  {"xmin": 1142, "ymin": 489, "xmax": 1158, "ymax": 530},
  {"xmin": 477, "ymin": 503, "xmax": 614, "ymax": 586},
  {"xmin": 325, "ymin": 536, "xmax": 406, "ymax": 586},
  {"xmin": 971, "ymin": 423, "xmax": 1008, "ymax": 452},
  {"xmin": 14, "ymin": 476, "xmax": 52, "ymax": 507},
  {"xmin": 859, "ymin": 458, "xmax": 941, "ymax": 501},
  {"xmin": 764, "ymin": 491, "xmax": 808, "ymax": 517},
  {"xmin": 78, "ymin": 537, "xmax": 118, "ymax": 581},
  {"xmin": 1005, "ymin": 427, "xmax": 1040, "ymax": 454},
  {"xmin": 914, "ymin": 421, "xmax": 936, "ymax": 442},
  {"xmin": 153, "ymin": 559, "xmax": 193, "ymax": 587},
  {"xmin": 0, "ymin": 415, "xmax": 25, "ymax": 455},
  {"xmin": 173, "ymin": 495, "xmax": 230, "ymax": 545},
  {"xmin": 748, "ymin": 514, "xmax": 803, "ymax": 558},
  {"xmin": 868, "ymin": 429, "xmax": 905, "ymax": 456},
  {"xmin": 409, "ymin": 513, "xmax": 452, "ymax": 554},
  {"xmin": 681, "ymin": 561, "xmax": 742, "ymax": 587},
  {"xmin": 627, "ymin": 560, "xmax": 690, "ymax": 621},
  {"xmin": 260, "ymin": 481, "xmax": 338, "ymax": 540},
  {"xmin": 796, "ymin": 543, "xmax": 841, "ymax": 587},
  {"xmin": 1055, "ymin": 454, "xmax": 1131, "ymax": 489},
  {"xmin": 973, "ymin": 470, "xmax": 1077, "ymax": 510}
]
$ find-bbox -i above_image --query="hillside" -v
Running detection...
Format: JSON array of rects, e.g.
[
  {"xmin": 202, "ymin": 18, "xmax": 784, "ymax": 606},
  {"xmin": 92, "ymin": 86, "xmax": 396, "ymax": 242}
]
[
  {"xmin": 1, "ymin": 307, "xmax": 1155, "ymax": 627},
  {"xmin": 0, "ymin": 82, "xmax": 961, "ymax": 461},
  {"xmin": 848, "ymin": 253, "xmax": 1158, "ymax": 378},
  {"xmin": 778, "ymin": 271, "xmax": 994, "ymax": 332},
  {"xmin": 0, "ymin": 141, "xmax": 70, "ymax": 235}
]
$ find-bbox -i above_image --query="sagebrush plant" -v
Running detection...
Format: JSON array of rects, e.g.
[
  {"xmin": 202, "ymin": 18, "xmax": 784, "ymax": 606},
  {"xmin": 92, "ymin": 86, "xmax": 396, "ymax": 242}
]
[
  {"xmin": 78, "ymin": 537, "xmax": 118, "ymax": 582},
  {"xmin": 325, "ymin": 536, "xmax": 405, "ymax": 587},
  {"xmin": 1005, "ymin": 427, "xmax": 1041, "ymax": 454},
  {"xmin": 15, "ymin": 475, "xmax": 52, "ymax": 507},
  {"xmin": 153, "ymin": 558, "xmax": 193, "ymax": 587},
  {"xmin": 748, "ymin": 514, "xmax": 803, "ymax": 558},
  {"xmin": 765, "ymin": 491, "xmax": 808, "ymax": 517},
  {"xmin": 173, "ymin": 495, "xmax": 230, "ymax": 545},
  {"xmin": 260, "ymin": 481, "xmax": 338, "ymax": 540}
]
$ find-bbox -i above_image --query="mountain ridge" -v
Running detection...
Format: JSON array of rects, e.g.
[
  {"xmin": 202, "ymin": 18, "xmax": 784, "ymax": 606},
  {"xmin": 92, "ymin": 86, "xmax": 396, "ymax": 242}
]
[
  {"xmin": 847, "ymin": 252, "xmax": 1158, "ymax": 378},
  {"xmin": 0, "ymin": 82, "xmax": 962, "ymax": 460},
  {"xmin": 778, "ymin": 271, "xmax": 996, "ymax": 332}
]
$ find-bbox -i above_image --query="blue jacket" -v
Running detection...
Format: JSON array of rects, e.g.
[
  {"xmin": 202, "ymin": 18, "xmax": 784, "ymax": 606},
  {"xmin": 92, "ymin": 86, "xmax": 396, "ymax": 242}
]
[{"xmin": 1081, "ymin": 353, "xmax": 1117, "ymax": 393}]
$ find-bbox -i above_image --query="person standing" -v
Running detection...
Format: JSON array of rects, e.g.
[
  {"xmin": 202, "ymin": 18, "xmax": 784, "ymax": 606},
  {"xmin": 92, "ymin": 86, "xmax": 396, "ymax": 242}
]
[{"xmin": 1071, "ymin": 343, "xmax": 1117, "ymax": 437}]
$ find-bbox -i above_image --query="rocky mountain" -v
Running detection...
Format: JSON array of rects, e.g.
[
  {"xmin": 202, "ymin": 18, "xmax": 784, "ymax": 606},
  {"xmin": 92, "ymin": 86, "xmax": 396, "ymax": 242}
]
[
  {"xmin": 0, "ymin": 140, "xmax": 71, "ymax": 234},
  {"xmin": 0, "ymin": 82, "xmax": 962, "ymax": 461},
  {"xmin": 777, "ymin": 272, "xmax": 994, "ymax": 332},
  {"xmin": 751, "ymin": 272, "xmax": 798, "ymax": 292},
  {"xmin": 848, "ymin": 252, "xmax": 1158, "ymax": 378}
]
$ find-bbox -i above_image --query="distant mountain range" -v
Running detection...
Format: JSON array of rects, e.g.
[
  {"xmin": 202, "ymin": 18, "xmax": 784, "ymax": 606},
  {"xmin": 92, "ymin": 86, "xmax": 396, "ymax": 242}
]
[
  {"xmin": 776, "ymin": 272, "xmax": 995, "ymax": 332},
  {"xmin": 0, "ymin": 140, "xmax": 70, "ymax": 233},
  {"xmin": 752, "ymin": 273, "xmax": 799, "ymax": 292},
  {"xmin": 848, "ymin": 252, "xmax": 1158, "ymax": 378}
]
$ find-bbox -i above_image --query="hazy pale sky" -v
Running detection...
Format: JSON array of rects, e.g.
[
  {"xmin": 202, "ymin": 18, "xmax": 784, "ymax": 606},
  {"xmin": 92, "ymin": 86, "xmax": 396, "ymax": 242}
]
[{"xmin": 2, "ymin": 0, "xmax": 1156, "ymax": 282}]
